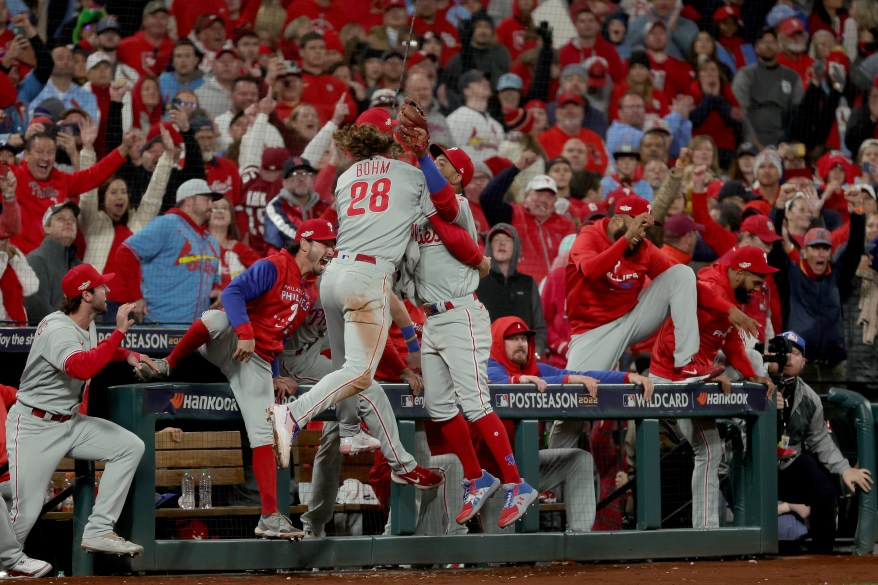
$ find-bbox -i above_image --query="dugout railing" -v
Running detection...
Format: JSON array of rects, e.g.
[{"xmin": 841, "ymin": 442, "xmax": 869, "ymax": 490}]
[{"xmin": 55, "ymin": 380, "xmax": 788, "ymax": 575}]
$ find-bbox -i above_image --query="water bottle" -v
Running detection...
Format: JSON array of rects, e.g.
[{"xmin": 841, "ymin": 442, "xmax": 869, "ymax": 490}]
[
  {"xmin": 62, "ymin": 472, "xmax": 75, "ymax": 512},
  {"xmin": 180, "ymin": 470, "xmax": 195, "ymax": 510},
  {"xmin": 199, "ymin": 469, "xmax": 212, "ymax": 509},
  {"xmin": 45, "ymin": 481, "xmax": 56, "ymax": 509}
]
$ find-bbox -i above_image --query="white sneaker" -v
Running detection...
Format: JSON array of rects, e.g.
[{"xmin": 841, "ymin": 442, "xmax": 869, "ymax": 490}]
[
  {"xmin": 8, "ymin": 556, "xmax": 52, "ymax": 578},
  {"xmin": 339, "ymin": 429, "xmax": 381, "ymax": 455},
  {"xmin": 81, "ymin": 532, "xmax": 144, "ymax": 556},
  {"xmin": 268, "ymin": 404, "xmax": 298, "ymax": 468}
]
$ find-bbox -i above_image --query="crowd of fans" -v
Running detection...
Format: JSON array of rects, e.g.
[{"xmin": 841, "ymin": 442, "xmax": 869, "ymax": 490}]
[{"xmin": 0, "ymin": 0, "xmax": 876, "ymax": 550}]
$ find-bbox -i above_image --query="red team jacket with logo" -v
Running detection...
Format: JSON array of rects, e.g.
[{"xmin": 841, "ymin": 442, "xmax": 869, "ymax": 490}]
[
  {"xmin": 650, "ymin": 262, "xmax": 757, "ymax": 381},
  {"xmin": 222, "ymin": 248, "xmax": 315, "ymax": 364},
  {"xmin": 11, "ymin": 150, "xmax": 126, "ymax": 254},
  {"xmin": 117, "ymin": 32, "xmax": 175, "ymax": 79},
  {"xmin": 566, "ymin": 217, "xmax": 674, "ymax": 335}
]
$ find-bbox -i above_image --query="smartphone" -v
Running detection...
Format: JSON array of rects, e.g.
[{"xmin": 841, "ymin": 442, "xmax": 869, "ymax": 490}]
[
  {"xmin": 59, "ymin": 123, "xmax": 81, "ymax": 137},
  {"xmin": 12, "ymin": 26, "xmax": 24, "ymax": 37}
]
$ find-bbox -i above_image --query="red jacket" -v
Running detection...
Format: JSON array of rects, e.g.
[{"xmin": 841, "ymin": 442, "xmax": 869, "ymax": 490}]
[
  {"xmin": 689, "ymin": 80, "xmax": 740, "ymax": 152},
  {"xmin": 559, "ymin": 37, "xmax": 624, "ymax": 83},
  {"xmin": 692, "ymin": 192, "xmax": 783, "ymax": 341},
  {"xmin": 496, "ymin": 0, "xmax": 539, "ymax": 62},
  {"xmin": 11, "ymin": 150, "xmax": 126, "ymax": 254},
  {"xmin": 650, "ymin": 262, "xmax": 756, "ymax": 381},
  {"xmin": 117, "ymin": 32, "xmax": 174, "ymax": 79},
  {"xmin": 299, "ymin": 72, "xmax": 358, "ymax": 126},
  {"xmin": 509, "ymin": 204, "xmax": 576, "ymax": 285},
  {"xmin": 566, "ymin": 217, "xmax": 674, "ymax": 335}
]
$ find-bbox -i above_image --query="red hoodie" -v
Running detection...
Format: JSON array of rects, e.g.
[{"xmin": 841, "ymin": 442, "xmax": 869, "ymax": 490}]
[
  {"xmin": 566, "ymin": 217, "xmax": 674, "ymax": 335},
  {"xmin": 489, "ymin": 315, "xmax": 541, "ymax": 379},
  {"xmin": 650, "ymin": 262, "xmax": 757, "ymax": 381},
  {"xmin": 541, "ymin": 264, "xmax": 570, "ymax": 368}
]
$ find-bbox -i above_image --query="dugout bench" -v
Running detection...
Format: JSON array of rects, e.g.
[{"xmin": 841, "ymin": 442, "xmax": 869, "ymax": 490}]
[{"xmin": 55, "ymin": 380, "xmax": 792, "ymax": 575}]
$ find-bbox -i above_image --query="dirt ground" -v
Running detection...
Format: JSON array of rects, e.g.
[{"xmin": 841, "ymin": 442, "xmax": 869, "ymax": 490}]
[{"xmin": 43, "ymin": 556, "xmax": 878, "ymax": 585}]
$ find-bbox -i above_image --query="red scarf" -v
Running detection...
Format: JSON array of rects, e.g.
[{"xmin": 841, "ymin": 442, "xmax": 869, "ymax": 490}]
[{"xmin": 130, "ymin": 77, "xmax": 163, "ymax": 132}]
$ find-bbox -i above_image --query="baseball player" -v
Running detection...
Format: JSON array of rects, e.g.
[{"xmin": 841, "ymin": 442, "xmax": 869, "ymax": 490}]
[
  {"xmin": 650, "ymin": 247, "xmax": 776, "ymax": 528},
  {"xmin": 550, "ymin": 195, "xmax": 702, "ymax": 448},
  {"xmin": 269, "ymin": 107, "xmax": 488, "ymax": 466},
  {"xmin": 405, "ymin": 137, "xmax": 539, "ymax": 528},
  {"xmin": 7, "ymin": 264, "xmax": 159, "ymax": 556},
  {"xmin": 280, "ymin": 303, "xmax": 444, "ymax": 538},
  {"xmin": 0, "ymin": 385, "xmax": 52, "ymax": 578},
  {"xmin": 137, "ymin": 218, "xmax": 337, "ymax": 539}
]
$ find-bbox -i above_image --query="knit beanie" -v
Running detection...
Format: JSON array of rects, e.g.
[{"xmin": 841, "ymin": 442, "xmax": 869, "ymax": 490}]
[{"xmin": 754, "ymin": 148, "xmax": 783, "ymax": 178}]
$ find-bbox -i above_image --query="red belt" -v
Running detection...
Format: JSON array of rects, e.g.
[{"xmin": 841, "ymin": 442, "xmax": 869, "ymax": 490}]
[
  {"xmin": 31, "ymin": 408, "xmax": 72, "ymax": 423},
  {"xmin": 423, "ymin": 293, "xmax": 477, "ymax": 317},
  {"xmin": 354, "ymin": 254, "xmax": 376, "ymax": 264}
]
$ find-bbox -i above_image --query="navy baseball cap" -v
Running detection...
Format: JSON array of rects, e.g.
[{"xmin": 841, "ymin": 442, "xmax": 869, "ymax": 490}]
[{"xmin": 780, "ymin": 331, "xmax": 806, "ymax": 355}]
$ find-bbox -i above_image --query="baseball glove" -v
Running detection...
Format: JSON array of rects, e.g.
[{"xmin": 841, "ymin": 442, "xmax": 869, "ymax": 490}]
[{"xmin": 397, "ymin": 97, "xmax": 430, "ymax": 157}]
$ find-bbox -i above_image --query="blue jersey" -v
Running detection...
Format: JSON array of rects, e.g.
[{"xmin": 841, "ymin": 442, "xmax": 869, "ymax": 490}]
[{"xmin": 123, "ymin": 210, "xmax": 220, "ymax": 325}]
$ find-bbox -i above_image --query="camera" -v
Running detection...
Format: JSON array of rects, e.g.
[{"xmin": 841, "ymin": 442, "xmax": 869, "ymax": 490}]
[{"xmin": 759, "ymin": 334, "xmax": 793, "ymax": 384}]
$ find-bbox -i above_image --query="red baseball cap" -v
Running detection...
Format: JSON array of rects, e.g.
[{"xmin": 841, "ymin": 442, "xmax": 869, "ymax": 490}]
[
  {"xmin": 584, "ymin": 56, "xmax": 608, "ymax": 89},
  {"xmin": 726, "ymin": 246, "xmax": 778, "ymax": 275},
  {"xmin": 557, "ymin": 91, "xmax": 584, "ymax": 107},
  {"xmin": 261, "ymin": 147, "xmax": 290, "ymax": 171},
  {"xmin": 196, "ymin": 14, "xmax": 224, "ymax": 34},
  {"xmin": 297, "ymin": 219, "xmax": 336, "ymax": 243},
  {"xmin": 503, "ymin": 320, "xmax": 536, "ymax": 339},
  {"xmin": 605, "ymin": 186, "xmax": 634, "ymax": 209},
  {"xmin": 778, "ymin": 17, "xmax": 804, "ymax": 36},
  {"xmin": 429, "ymin": 144, "xmax": 474, "ymax": 188},
  {"xmin": 384, "ymin": 0, "xmax": 406, "ymax": 9},
  {"xmin": 663, "ymin": 214, "xmax": 704, "ymax": 238},
  {"xmin": 740, "ymin": 214, "xmax": 782, "ymax": 243},
  {"xmin": 356, "ymin": 107, "xmax": 399, "ymax": 134},
  {"xmin": 613, "ymin": 195, "xmax": 657, "ymax": 221},
  {"xmin": 803, "ymin": 227, "xmax": 832, "ymax": 248},
  {"xmin": 62, "ymin": 264, "xmax": 115, "ymax": 299},
  {"xmin": 713, "ymin": 4, "xmax": 740, "ymax": 22}
]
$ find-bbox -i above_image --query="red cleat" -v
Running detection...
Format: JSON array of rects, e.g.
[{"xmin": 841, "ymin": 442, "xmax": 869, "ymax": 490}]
[{"xmin": 391, "ymin": 466, "xmax": 445, "ymax": 489}]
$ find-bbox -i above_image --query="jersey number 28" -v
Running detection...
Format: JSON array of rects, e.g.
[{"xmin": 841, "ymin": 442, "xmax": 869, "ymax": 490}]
[{"xmin": 347, "ymin": 178, "xmax": 391, "ymax": 216}]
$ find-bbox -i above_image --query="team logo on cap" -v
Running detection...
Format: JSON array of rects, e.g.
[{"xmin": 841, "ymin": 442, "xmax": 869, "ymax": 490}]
[
  {"xmin": 619, "ymin": 205, "xmax": 632, "ymax": 211},
  {"xmin": 78, "ymin": 280, "xmax": 91, "ymax": 291},
  {"xmin": 739, "ymin": 262, "xmax": 751, "ymax": 269},
  {"xmin": 301, "ymin": 230, "xmax": 314, "ymax": 238}
]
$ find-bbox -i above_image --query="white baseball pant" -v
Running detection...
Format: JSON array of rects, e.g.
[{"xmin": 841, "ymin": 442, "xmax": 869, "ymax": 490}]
[{"xmin": 551, "ymin": 264, "xmax": 699, "ymax": 448}]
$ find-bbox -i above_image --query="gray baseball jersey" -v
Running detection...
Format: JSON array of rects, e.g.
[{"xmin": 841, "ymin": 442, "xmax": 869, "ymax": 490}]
[
  {"xmin": 18, "ymin": 312, "xmax": 98, "ymax": 414},
  {"xmin": 334, "ymin": 156, "xmax": 431, "ymax": 264},
  {"xmin": 413, "ymin": 194, "xmax": 480, "ymax": 304}
]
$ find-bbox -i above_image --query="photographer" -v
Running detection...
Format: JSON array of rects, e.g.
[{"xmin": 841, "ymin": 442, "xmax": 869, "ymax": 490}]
[{"xmin": 769, "ymin": 331, "xmax": 873, "ymax": 553}]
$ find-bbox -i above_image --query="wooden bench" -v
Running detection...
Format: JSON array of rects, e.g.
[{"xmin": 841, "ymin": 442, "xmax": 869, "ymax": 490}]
[{"xmin": 44, "ymin": 429, "xmax": 385, "ymax": 522}]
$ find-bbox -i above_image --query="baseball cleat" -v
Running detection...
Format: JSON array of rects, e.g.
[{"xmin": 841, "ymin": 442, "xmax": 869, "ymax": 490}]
[
  {"xmin": 339, "ymin": 429, "xmax": 381, "ymax": 455},
  {"xmin": 391, "ymin": 466, "xmax": 445, "ymax": 489},
  {"xmin": 134, "ymin": 357, "xmax": 172, "ymax": 382},
  {"xmin": 268, "ymin": 404, "xmax": 298, "ymax": 468},
  {"xmin": 8, "ymin": 556, "xmax": 52, "ymax": 578},
  {"xmin": 680, "ymin": 364, "xmax": 725, "ymax": 383},
  {"xmin": 455, "ymin": 470, "xmax": 500, "ymax": 525},
  {"xmin": 498, "ymin": 480, "xmax": 539, "ymax": 528},
  {"xmin": 255, "ymin": 513, "xmax": 305, "ymax": 539},
  {"xmin": 81, "ymin": 532, "xmax": 144, "ymax": 556}
]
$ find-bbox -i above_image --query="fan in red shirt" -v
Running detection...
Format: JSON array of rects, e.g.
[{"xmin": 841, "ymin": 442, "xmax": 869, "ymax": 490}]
[
  {"xmin": 412, "ymin": 0, "xmax": 460, "ymax": 66},
  {"xmin": 537, "ymin": 92, "xmax": 608, "ymax": 175},
  {"xmin": 496, "ymin": 0, "xmax": 540, "ymax": 62},
  {"xmin": 297, "ymin": 32, "xmax": 358, "ymax": 126},
  {"xmin": 640, "ymin": 19, "xmax": 693, "ymax": 101},
  {"xmin": 558, "ymin": 5, "xmax": 624, "ymax": 84},
  {"xmin": 650, "ymin": 246, "xmax": 775, "ymax": 529},
  {"xmin": 117, "ymin": 0, "xmax": 175, "ymax": 79},
  {"xmin": 775, "ymin": 17, "xmax": 814, "ymax": 88},
  {"xmin": 11, "ymin": 129, "xmax": 134, "ymax": 254}
]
